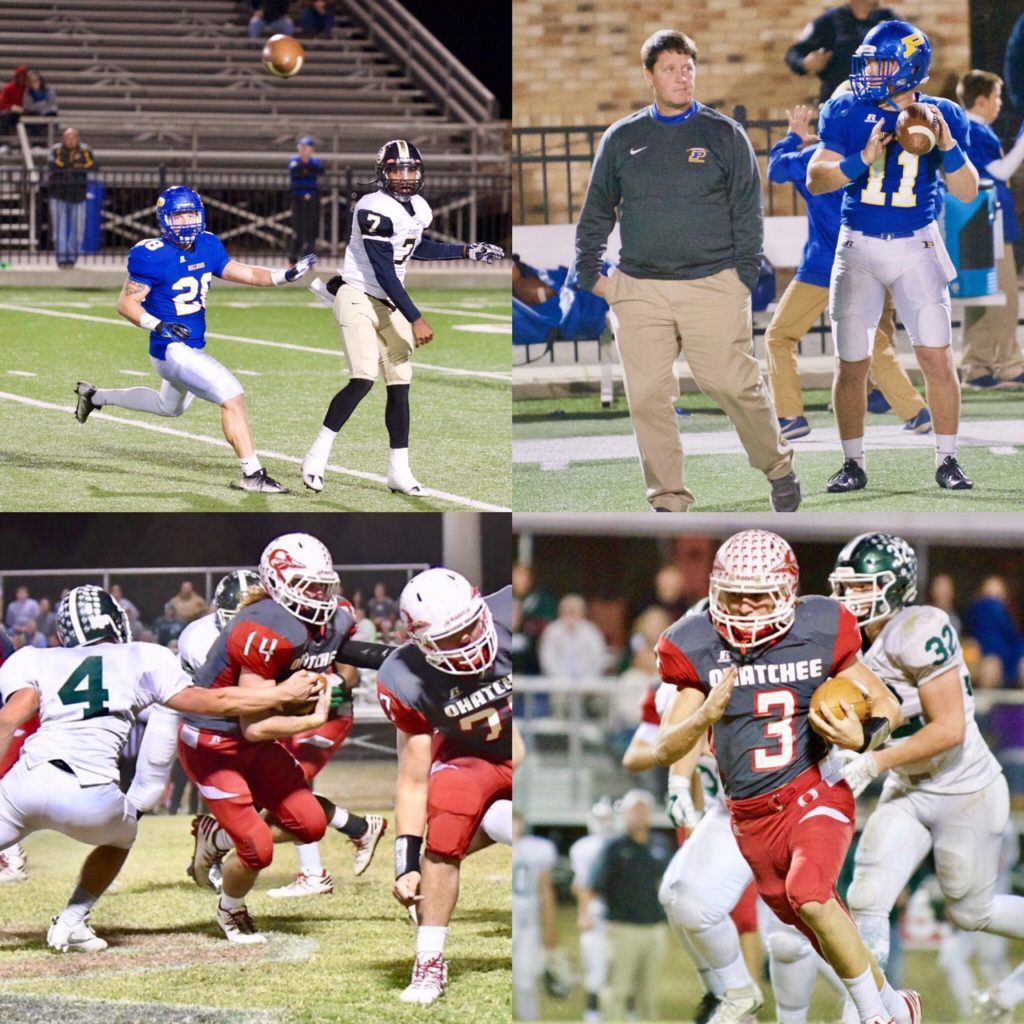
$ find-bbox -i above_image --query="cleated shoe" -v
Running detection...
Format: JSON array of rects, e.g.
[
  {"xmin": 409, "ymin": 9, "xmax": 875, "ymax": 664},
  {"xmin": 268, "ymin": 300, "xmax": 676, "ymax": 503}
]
[
  {"xmin": 216, "ymin": 900, "xmax": 266, "ymax": 945},
  {"xmin": 351, "ymin": 815, "xmax": 388, "ymax": 876},
  {"xmin": 47, "ymin": 914, "xmax": 107, "ymax": 953},
  {"xmin": 826, "ymin": 459, "xmax": 867, "ymax": 493},
  {"xmin": 267, "ymin": 870, "xmax": 334, "ymax": 899},
  {"xmin": 74, "ymin": 381, "xmax": 98, "ymax": 424},
  {"xmin": 936, "ymin": 455, "xmax": 972, "ymax": 490},
  {"xmin": 231, "ymin": 468, "xmax": 288, "ymax": 494},
  {"xmin": 399, "ymin": 953, "xmax": 448, "ymax": 1004}
]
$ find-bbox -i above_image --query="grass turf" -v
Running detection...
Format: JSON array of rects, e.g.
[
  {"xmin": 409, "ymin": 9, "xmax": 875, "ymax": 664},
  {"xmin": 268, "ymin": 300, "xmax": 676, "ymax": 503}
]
[{"xmin": 0, "ymin": 287, "xmax": 511, "ymax": 511}]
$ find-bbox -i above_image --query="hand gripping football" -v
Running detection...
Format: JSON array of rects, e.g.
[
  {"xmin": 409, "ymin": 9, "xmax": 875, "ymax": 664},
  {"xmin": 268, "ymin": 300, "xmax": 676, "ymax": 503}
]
[
  {"xmin": 809, "ymin": 676, "xmax": 872, "ymax": 727},
  {"xmin": 896, "ymin": 103, "xmax": 940, "ymax": 155}
]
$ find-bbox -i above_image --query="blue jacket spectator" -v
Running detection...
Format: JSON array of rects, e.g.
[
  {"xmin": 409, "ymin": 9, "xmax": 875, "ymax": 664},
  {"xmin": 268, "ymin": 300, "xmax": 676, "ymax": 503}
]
[
  {"xmin": 965, "ymin": 578, "xmax": 1024, "ymax": 683},
  {"xmin": 300, "ymin": 0, "xmax": 335, "ymax": 38}
]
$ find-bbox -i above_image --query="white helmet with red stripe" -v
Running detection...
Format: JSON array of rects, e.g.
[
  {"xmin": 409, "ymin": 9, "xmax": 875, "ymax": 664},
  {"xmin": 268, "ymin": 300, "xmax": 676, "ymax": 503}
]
[
  {"xmin": 259, "ymin": 533, "xmax": 340, "ymax": 627},
  {"xmin": 399, "ymin": 567, "xmax": 497, "ymax": 676},
  {"xmin": 708, "ymin": 529, "xmax": 799, "ymax": 650}
]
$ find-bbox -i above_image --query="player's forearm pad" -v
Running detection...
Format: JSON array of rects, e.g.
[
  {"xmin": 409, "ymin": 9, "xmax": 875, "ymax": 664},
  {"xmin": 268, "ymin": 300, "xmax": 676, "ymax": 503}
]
[
  {"xmin": 140, "ymin": 312, "xmax": 161, "ymax": 332},
  {"xmin": 858, "ymin": 715, "xmax": 891, "ymax": 753},
  {"xmin": 337, "ymin": 640, "xmax": 395, "ymax": 670},
  {"xmin": 941, "ymin": 143, "xmax": 967, "ymax": 173},
  {"xmin": 839, "ymin": 151, "xmax": 870, "ymax": 182},
  {"xmin": 395, "ymin": 834, "xmax": 423, "ymax": 879}
]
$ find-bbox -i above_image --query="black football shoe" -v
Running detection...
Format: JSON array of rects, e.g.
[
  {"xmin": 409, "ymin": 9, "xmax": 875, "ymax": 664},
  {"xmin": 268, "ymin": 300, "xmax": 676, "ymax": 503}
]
[
  {"xmin": 74, "ymin": 381, "xmax": 98, "ymax": 424},
  {"xmin": 826, "ymin": 459, "xmax": 868, "ymax": 493},
  {"xmin": 935, "ymin": 455, "xmax": 973, "ymax": 490},
  {"xmin": 693, "ymin": 992, "xmax": 721, "ymax": 1024},
  {"xmin": 231, "ymin": 468, "xmax": 289, "ymax": 494},
  {"xmin": 769, "ymin": 471, "xmax": 801, "ymax": 512}
]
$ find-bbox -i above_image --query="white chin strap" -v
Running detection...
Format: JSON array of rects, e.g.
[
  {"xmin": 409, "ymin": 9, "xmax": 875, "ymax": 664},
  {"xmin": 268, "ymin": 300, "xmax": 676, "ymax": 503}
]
[{"xmin": 419, "ymin": 605, "xmax": 498, "ymax": 676}]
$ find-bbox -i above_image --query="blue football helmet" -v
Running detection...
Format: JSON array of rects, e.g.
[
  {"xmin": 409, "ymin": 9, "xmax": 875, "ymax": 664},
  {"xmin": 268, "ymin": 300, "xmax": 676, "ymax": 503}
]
[
  {"xmin": 156, "ymin": 185, "xmax": 205, "ymax": 248},
  {"xmin": 850, "ymin": 20, "xmax": 931, "ymax": 103}
]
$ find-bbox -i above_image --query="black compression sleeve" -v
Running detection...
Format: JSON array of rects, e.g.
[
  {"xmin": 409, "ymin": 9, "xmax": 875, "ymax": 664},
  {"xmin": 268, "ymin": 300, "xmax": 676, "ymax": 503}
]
[
  {"xmin": 412, "ymin": 238, "xmax": 466, "ymax": 260},
  {"xmin": 363, "ymin": 240, "xmax": 421, "ymax": 322}
]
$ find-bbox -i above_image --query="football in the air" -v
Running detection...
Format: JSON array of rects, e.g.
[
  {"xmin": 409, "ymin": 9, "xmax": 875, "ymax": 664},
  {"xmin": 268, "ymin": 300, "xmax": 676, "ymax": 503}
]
[
  {"xmin": 263, "ymin": 34, "xmax": 305, "ymax": 78},
  {"xmin": 809, "ymin": 676, "xmax": 872, "ymax": 731},
  {"xmin": 896, "ymin": 103, "xmax": 940, "ymax": 155}
]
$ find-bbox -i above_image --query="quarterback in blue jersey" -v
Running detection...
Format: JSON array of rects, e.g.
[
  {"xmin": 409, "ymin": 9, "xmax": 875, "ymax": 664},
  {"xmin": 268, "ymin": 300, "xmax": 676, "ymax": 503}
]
[
  {"xmin": 73, "ymin": 185, "xmax": 317, "ymax": 493},
  {"xmin": 807, "ymin": 21, "xmax": 979, "ymax": 494}
]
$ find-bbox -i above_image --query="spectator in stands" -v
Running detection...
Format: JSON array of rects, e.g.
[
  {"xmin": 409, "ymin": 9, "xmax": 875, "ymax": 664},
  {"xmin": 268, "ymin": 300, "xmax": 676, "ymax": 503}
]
[
  {"xmin": 13, "ymin": 618, "xmax": 47, "ymax": 650},
  {"xmin": 1006, "ymin": 13, "xmax": 1024, "ymax": 113},
  {"xmin": 965, "ymin": 577, "xmax": 1024, "ymax": 685},
  {"xmin": 512, "ymin": 562, "xmax": 556, "ymax": 676},
  {"xmin": 671, "ymin": 534, "xmax": 716, "ymax": 607},
  {"xmin": 785, "ymin": 0, "xmax": 897, "ymax": 103},
  {"xmin": 5, "ymin": 585, "xmax": 39, "ymax": 630},
  {"xmin": 589, "ymin": 789, "xmax": 671, "ymax": 1022},
  {"xmin": 352, "ymin": 606, "xmax": 377, "ymax": 643},
  {"xmin": 47, "ymin": 127, "xmax": 96, "ymax": 268},
  {"xmin": 288, "ymin": 135, "xmax": 323, "ymax": 262},
  {"xmin": 168, "ymin": 580, "xmax": 208, "ymax": 623},
  {"xmin": 366, "ymin": 580, "xmax": 398, "ymax": 626},
  {"xmin": 957, "ymin": 70, "xmax": 1024, "ymax": 388},
  {"xmin": 299, "ymin": 0, "xmax": 335, "ymax": 38},
  {"xmin": 109, "ymin": 584, "xmax": 141, "ymax": 631},
  {"xmin": 577, "ymin": 29, "xmax": 799, "ymax": 513},
  {"xmin": 22, "ymin": 71, "xmax": 57, "ymax": 138},
  {"xmin": 538, "ymin": 594, "xmax": 608, "ymax": 681},
  {"xmin": 929, "ymin": 573, "xmax": 962, "ymax": 634},
  {"xmin": 607, "ymin": 607, "xmax": 671, "ymax": 756},
  {"xmin": 0, "ymin": 65, "xmax": 28, "ymax": 139},
  {"xmin": 248, "ymin": 0, "xmax": 295, "ymax": 39},
  {"xmin": 35, "ymin": 597, "xmax": 56, "ymax": 640},
  {"xmin": 153, "ymin": 602, "xmax": 185, "ymax": 647},
  {"xmin": 646, "ymin": 564, "xmax": 687, "ymax": 621}
]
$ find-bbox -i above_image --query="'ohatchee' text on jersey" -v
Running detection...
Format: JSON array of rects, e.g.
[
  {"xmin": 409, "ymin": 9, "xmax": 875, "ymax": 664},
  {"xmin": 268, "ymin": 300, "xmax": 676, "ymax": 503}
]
[
  {"xmin": 376, "ymin": 585, "xmax": 513, "ymax": 763},
  {"xmin": 0, "ymin": 642, "xmax": 190, "ymax": 785},
  {"xmin": 513, "ymin": 833, "xmax": 558, "ymax": 934},
  {"xmin": 864, "ymin": 603, "xmax": 1001, "ymax": 794},
  {"xmin": 127, "ymin": 231, "xmax": 231, "ymax": 360},
  {"xmin": 817, "ymin": 91, "xmax": 971, "ymax": 234},
  {"xmin": 186, "ymin": 597, "xmax": 356, "ymax": 735},
  {"xmin": 656, "ymin": 595, "xmax": 862, "ymax": 799},
  {"xmin": 178, "ymin": 611, "xmax": 221, "ymax": 680}
]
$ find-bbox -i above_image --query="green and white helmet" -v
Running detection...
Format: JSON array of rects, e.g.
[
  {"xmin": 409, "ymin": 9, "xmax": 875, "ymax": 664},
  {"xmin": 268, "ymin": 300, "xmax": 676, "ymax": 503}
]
[
  {"xmin": 829, "ymin": 533, "xmax": 918, "ymax": 627},
  {"xmin": 213, "ymin": 569, "xmax": 261, "ymax": 629},
  {"xmin": 57, "ymin": 585, "xmax": 133, "ymax": 647}
]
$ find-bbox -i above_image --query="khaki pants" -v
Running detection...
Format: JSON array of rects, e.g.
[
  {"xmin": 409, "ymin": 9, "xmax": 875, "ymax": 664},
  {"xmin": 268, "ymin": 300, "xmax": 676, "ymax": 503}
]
[
  {"xmin": 766, "ymin": 279, "xmax": 925, "ymax": 421},
  {"xmin": 602, "ymin": 921, "xmax": 666, "ymax": 1022},
  {"xmin": 333, "ymin": 283, "xmax": 414, "ymax": 383},
  {"xmin": 607, "ymin": 269, "xmax": 793, "ymax": 512},
  {"xmin": 961, "ymin": 243, "xmax": 1024, "ymax": 382}
]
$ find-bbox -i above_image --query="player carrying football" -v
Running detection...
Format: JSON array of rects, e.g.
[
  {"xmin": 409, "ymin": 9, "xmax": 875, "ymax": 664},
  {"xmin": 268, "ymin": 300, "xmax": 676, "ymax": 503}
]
[
  {"xmin": 654, "ymin": 530, "xmax": 916, "ymax": 1024},
  {"xmin": 302, "ymin": 140, "xmax": 504, "ymax": 496},
  {"xmin": 807, "ymin": 22, "xmax": 979, "ymax": 493},
  {"xmin": 376, "ymin": 568, "xmax": 513, "ymax": 1004},
  {"xmin": 830, "ymin": 533, "xmax": 1024, "ymax": 1024},
  {"xmin": 73, "ymin": 185, "xmax": 318, "ymax": 493}
]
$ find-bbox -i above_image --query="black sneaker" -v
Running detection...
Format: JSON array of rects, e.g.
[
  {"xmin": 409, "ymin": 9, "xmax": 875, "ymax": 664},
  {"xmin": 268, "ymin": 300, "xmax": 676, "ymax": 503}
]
[
  {"xmin": 74, "ymin": 381, "xmax": 97, "ymax": 424},
  {"xmin": 935, "ymin": 455, "xmax": 972, "ymax": 490},
  {"xmin": 231, "ymin": 468, "xmax": 289, "ymax": 494},
  {"xmin": 693, "ymin": 991, "xmax": 721, "ymax": 1024},
  {"xmin": 769, "ymin": 471, "xmax": 801, "ymax": 512},
  {"xmin": 826, "ymin": 459, "xmax": 867, "ymax": 493}
]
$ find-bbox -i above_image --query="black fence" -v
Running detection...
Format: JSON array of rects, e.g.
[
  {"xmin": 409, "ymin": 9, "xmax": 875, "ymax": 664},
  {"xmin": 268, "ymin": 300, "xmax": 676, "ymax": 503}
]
[{"xmin": 0, "ymin": 166, "xmax": 511, "ymax": 263}]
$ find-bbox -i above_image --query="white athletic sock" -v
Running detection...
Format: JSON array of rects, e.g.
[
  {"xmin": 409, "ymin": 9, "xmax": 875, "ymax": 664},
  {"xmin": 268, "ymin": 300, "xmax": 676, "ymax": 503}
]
[
  {"xmin": 769, "ymin": 949, "xmax": 817, "ymax": 1024},
  {"xmin": 91, "ymin": 386, "xmax": 165, "ymax": 415},
  {"xmin": 841, "ymin": 437, "xmax": 866, "ymax": 469},
  {"xmin": 842, "ymin": 966, "xmax": 886, "ymax": 1022},
  {"xmin": 993, "ymin": 960, "xmax": 1024, "ymax": 1009},
  {"xmin": 59, "ymin": 884, "xmax": 98, "ymax": 928},
  {"xmin": 879, "ymin": 979, "xmax": 909, "ymax": 1024},
  {"xmin": 296, "ymin": 842, "xmax": 324, "ymax": 875},
  {"xmin": 389, "ymin": 447, "xmax": 411, "ymax": 473},
  {"xmin": 480, "ymin": 800, "xmax": 513, "ymax": 845},
  {"xmin": 986, "ymin": 893, "xmax": 1024, "ymax": 939},
  {"xmin": 219, "ymin": 892, "xmax": 246, "ymax": 911},
  {"xmin": 240, "ymin": 454, "xmax": 262, "ymax": 476},
  {"xmin": 689, "ymin": 917, "xmax": 750, "ymax": 984},
  {"xmin": 717, "ymin": 950, "xmax": 755, "ymax": 991},
  {"xmin": 416, "ymin": 925, "xmax": 448, "ymax": 957},
  {"xmin": 308, "ymin": 426, "xmax": 337, "ymax": 464},
  {"xmin": 934, "ymin": 433, "xmax": 957, "ymax": 466},
  {"xmin": 329, "ymin": 807, "xmax": 350, "ymax": 830}
]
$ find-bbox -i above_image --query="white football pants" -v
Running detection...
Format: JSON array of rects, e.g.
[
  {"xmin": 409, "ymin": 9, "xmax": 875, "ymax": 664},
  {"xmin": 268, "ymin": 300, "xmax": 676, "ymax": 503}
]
[
  {"xmin": 126, "ymin": 704, "xmax": 180, "ymax": 813},
  {"xmin": 480, "ymin": 799, "xmax": 512, "ymax": 846},
  {"xmin": 513, "ymin": 923, "xmax": 544, "ymax": 1021}
]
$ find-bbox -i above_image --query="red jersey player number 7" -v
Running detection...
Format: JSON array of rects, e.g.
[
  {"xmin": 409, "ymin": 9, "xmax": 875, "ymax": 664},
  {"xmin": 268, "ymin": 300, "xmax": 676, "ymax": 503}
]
[{"xmin": 654, "ymin": 530, "xmax": 916, "ymax": 1024}]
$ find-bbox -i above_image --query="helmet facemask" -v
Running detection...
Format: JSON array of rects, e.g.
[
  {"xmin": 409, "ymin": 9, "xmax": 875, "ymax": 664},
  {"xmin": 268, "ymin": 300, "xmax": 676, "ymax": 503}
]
[
  {"xmin": 265, "ymin": 569, "xmax": 339, "ymax": 628},
  {"xmin": 413, "ymin": 599, "xmax": 498, "ymax": 676},
  {"xmin": 708, "ymin": 579, "xmax": 797, "ymax": 652}
]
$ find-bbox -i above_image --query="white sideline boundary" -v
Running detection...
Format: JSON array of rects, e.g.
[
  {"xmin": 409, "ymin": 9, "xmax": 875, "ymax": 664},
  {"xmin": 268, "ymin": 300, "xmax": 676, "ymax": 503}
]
[
  {"xmin": 0, "ymin": 304, "xmax": 512, "ymax": 383},
  {"xmin": 0, "ymin": 391, "xmax": 510, "ymax": 512}
]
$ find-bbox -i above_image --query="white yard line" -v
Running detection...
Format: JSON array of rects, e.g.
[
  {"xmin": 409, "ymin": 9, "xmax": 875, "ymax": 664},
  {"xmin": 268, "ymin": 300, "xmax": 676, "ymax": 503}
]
[
  {"xmin": 0, "ymin": 304, "xmax": 511, "ymax": 382},
  {"xmin": 6, "ymin": 370, "xmax": 36, "ymax": 377},
  {"xmin": 1, "ymin": 391, "xmax": 510, "ymax": 511}
]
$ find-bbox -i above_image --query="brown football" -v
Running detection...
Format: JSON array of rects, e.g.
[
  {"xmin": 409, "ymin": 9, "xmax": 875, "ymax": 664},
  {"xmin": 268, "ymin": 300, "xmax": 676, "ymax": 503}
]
[
  {"xmin": 809, "ymin": 676, "xmax": 872, "ymax": 731},
  {"xmin": 896, "ymin": 102, "xmax": 939, "ymax": 155},
  {"xmin": 262, "ymin": 34, "xmax": 305, "ymax": 78}
]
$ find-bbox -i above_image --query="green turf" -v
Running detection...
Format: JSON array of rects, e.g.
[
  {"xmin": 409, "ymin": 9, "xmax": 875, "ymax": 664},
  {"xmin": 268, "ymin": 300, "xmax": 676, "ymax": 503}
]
[
  {"xmin": 0, "ymin": 770, "xmax": 510, "ymax": 1024},
  {"xmin": 0, "ymin": 288, "xmax": 511, "ymax": 511}
]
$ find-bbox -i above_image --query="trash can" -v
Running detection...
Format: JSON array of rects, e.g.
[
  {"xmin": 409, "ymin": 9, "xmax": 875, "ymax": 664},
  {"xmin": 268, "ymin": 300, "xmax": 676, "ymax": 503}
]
[
  {"xmin": 941, "ymin": 180, "xmax": 997, "ymax": 299},
  {"xmin": 82, "ymin": 178, "xmax": 104, "ymax": 253}
]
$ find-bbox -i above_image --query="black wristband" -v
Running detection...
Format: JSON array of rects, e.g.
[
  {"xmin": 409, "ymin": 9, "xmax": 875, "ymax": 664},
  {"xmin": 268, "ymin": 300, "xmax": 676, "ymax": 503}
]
[
  {"xmin": 859, "ymin": 716, "xmax": 891, "ymax": 753},
  {"xmin": 395, "ymin": 834, "xmax": 423, "ymax": 879}
]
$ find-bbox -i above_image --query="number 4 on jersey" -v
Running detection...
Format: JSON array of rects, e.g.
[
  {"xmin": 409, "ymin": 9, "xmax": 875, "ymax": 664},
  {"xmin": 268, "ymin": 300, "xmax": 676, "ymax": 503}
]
[{"xmin": 58, "ymin": 656, "xmax": 110, "ymax": 720}]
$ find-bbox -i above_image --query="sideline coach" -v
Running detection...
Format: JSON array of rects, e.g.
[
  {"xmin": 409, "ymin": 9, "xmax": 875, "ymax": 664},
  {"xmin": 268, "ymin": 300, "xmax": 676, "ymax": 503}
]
[{"xmin": 575, "ymin": 29, "xmax": 800, "ymax": 513}]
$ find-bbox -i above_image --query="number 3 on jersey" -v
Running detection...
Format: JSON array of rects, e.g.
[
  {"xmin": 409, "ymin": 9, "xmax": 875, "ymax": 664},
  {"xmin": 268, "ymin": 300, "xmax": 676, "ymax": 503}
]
[
  {"xmin": 752, "ymin": 689, "xmax": 796, "ymax": 771},
  {"xmin": 172, "ymin": 272, "xmax": 213, "ymax": 316}
]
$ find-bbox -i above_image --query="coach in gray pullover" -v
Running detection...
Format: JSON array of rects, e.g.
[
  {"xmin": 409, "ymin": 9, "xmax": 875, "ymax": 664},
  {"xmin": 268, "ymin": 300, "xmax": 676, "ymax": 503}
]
[{"xmin": 575, "ymin": 29, "xmax": 799, "ymax": 513}]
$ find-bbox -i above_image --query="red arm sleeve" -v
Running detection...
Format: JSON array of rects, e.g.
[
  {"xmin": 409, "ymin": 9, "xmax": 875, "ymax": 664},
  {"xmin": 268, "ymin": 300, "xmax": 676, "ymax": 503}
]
[
  {"xmin": 226, "ymin": 621, "xmax": 297, "ymax": 681},
  {"xmin": 656, "ymin": 634, "xmax": 706, "ymax": 695},
  {"xmin": 639, "ymin": 682, "xmax": 660, "ymax": 725},
  {"xmin": 376, "ymin": 679, "xmax": 432, "ymax": 735},
  {"xmin": 831, "ymin": 605, "xmax": 864, "ymax": 674}
]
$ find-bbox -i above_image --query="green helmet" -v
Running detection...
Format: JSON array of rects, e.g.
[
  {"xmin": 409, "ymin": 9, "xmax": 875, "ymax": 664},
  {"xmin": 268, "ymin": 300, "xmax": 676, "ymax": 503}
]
[
  {"xmin": 214, "ymin": 569, "xmax": 261, "ymax": 629},
  {"xmin": 829, "ymin": 533, "xmax": 918, "ymax": 626},
  {"xmin": 57, "ymin": 585, "xmax": 133, "ymax": 647}
]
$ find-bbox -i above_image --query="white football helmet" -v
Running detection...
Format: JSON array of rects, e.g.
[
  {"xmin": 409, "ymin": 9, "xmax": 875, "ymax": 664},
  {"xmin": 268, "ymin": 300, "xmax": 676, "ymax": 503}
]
[
  {"xmin": 258, "ymin": 533, "xmax": 340, "ymax": 627},
  {"xmin": 399, "ymin": 568, "xmax": 498, "ymax": 676},
  {"xmin": 708, "ymin": 529, "xmax": 799, "ymax": 651}
]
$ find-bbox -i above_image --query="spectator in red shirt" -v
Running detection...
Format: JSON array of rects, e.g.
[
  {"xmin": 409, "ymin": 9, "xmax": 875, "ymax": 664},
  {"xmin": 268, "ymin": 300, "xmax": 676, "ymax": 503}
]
[{"xmin": 0, "ymin": 65, "xmax": 28, "ymax": 137}]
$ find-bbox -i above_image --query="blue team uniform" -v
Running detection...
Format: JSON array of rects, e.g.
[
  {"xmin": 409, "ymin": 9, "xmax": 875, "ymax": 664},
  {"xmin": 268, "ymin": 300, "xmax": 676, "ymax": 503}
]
[
  {"xmin": 964, "ymin": 120, "xmax": 1021, "ymax": 244},
  {"xmin": 767, "ymin": 137, "xmax": 841, "ymax": 287},
  {"xmin": 126, "ymin": 232, "xmax": 230, "ymax": 359},
  {"xmin": 817, "ymin": 91, "xmax": 971, "ymax": 235}
]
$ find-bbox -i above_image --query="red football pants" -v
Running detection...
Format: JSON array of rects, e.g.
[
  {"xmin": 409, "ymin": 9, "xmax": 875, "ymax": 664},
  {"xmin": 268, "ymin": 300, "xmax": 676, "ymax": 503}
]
[
  {"xmin": 0, "ymin": 715, "xmax": 38, "ymax": 779},
  {"xmin": 727, "ymin": 764, "xmax": 855, "ymax": 952},
  {"xmin": 426, "ymin": 755, "xmax": 512, "ymax": 861},
  {"xmin": 282, "ymin": 715, "xmax": 353, "ymax": 784}
]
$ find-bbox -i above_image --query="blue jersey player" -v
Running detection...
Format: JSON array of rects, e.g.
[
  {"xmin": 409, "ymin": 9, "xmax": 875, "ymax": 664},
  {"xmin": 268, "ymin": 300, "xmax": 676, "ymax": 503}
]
[
  {"xmin": 73, "ymin": 185, "xmax": 317, "ymax": 493},
  {"xmin": 807, "ymin": 21, "xmax": 979, "ymax": 494}
]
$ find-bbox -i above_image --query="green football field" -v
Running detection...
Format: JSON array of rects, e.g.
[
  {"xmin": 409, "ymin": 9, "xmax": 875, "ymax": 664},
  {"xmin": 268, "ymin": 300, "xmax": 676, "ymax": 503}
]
[
  {"xmin": 514, "ymin": 388, "xmax": 1024, "ymax": 512},
  {"xmin": 0, "ymin": 762, "xmax": 511, "ymax": 1024},
  {"xmin": 0, "ymin": 286, "xmax": 510, "ymax": 512}
]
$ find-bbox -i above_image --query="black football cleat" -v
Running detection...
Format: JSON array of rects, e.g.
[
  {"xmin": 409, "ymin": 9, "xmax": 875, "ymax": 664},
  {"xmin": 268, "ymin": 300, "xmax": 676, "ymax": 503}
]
[
  {"xmin": 74, "ymin": 381, "xmax": 98, "ymax": 424},
  {"xmin": 769, "ymin": 471, "xmax": 801, "ymax": 512},
  {"xmin": 693, "ymin": 992, "xmax": 721, "ymax": 1024},
  {"xmin": 230, "ymin": 468, "xmax": 289, "ymax": 494},
  {"xmin": 935, "ymin": 455, "xmax": 973, "ymax": 490},
  {"xmin": 826, "ymin": 459, "xmax": 868, "ymax": 493}
]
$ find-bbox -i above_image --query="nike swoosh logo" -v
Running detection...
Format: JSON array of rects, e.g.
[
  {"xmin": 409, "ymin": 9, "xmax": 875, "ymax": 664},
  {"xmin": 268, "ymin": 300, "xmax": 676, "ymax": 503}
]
[{"xmin": 630, "ymin": 146, "xmax": 647, "ymax": 155}]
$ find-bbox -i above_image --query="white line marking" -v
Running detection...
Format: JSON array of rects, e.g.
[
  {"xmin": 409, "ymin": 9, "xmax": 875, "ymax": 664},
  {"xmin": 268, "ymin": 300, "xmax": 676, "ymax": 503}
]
[
  {"xmin": 118, "ymin": 369, "xmax": 148, "ymax": 377},
  {"xmin": 234, "ymin": 369, "xmax": 261, "ymax": 376},
  {"xmin": 453, "ymin": 324, "xmax": 511, "ymax": 334},
  {"xmin": 0, "ymin": 391, "xmax": 510, "ymax": 511},
  {"xmin": 6, "ymin": 370, "xmax": 36, "ymax": 377},
  {"xmin": 417, "ymin": 304, "xmax": 510, "ymax": 322},
  {"xmin": 0, "ymin": 304, "xmax": 511, "ymax": 382}
]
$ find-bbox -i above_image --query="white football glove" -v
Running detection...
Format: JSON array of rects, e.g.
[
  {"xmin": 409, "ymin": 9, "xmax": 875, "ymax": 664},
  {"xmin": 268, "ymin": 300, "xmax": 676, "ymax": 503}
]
[
  {"xmin": 308, "ymin": 275, "xmax": 335, "ymax": 308},
  {"xmin": 543, "ymin": 948, "xmax": 575, "ymax": 999},
  {"xmin": 841, "ymin": 751, "xmax": 879, "ymax": 798},
  {"xmin": 467, "ymin": 242, "xmax": 504, "ymax": 264},
  {"xmin": 666, "ymin": 774, "xmax": 701, "ymax": 830},
  {"xmin": 285, "ymin": 252, "xmax": 318, "ymax": 282}
]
